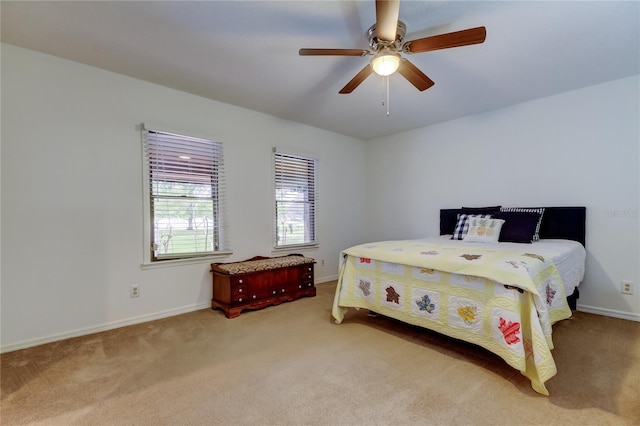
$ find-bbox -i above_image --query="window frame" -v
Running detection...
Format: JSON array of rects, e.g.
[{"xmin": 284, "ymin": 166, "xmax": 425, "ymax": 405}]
[
  {"xmin": 141, "ymin": 125, "xmax": 231, "ymax": 266},
  {"xmin": 272, "ymin": 148, "xmax": 319, "ymax": 250}
]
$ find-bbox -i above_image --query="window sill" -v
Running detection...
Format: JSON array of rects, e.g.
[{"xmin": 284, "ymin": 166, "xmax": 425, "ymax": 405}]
[
  {"xmin": 140, "ymin": 251, "xmax": 233, "ymax": 269},
  {"xmin": 271, "ymin": 243, "xmax": 319, "ymax": 255}
]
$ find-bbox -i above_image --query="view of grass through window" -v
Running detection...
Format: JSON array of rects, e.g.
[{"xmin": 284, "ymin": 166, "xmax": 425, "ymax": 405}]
[
  {"xmin": 152, "ymin": 182, "xmax": 216, "ymax": 256},
  {"xmin": 275, "ymin": 187, "xmax": 308, "ymax": 245}
]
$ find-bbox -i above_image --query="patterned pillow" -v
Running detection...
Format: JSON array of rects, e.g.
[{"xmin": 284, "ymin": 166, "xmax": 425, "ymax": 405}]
[
  {"xmin": 451, "ymin": 214, "xmax": 492, "ymax": 240},
  {"xmin": 463, "ymin": 217, "xmax": 505, "ymax": 243},
  {"xmin": 500, "ymin": 207, "xmax": 545, "ymax": 241}
]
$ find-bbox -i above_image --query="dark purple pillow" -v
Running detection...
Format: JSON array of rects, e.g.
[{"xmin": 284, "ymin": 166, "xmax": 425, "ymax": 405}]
[
  {"xmin": 461, "ymin": 206, "xmax": 502, "ymax": 215},
  {"xmin": 492, "ymin": 211, "xmax": 541, "ymax": 243}
]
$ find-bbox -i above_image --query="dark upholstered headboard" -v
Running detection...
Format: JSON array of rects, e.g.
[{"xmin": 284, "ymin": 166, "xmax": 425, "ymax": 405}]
[{"xmin": 440, "ymin": 207, "xmax": 586, "ymax": 246}]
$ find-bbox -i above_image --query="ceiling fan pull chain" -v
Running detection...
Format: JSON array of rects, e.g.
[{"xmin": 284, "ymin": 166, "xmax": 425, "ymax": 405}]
[{"xmin": 385, "ymin": 75, "xmax": 390, "ymax": 116}]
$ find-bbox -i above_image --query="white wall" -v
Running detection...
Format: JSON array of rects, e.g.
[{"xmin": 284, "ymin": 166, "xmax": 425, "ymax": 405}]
[
  {"xmin": 366, "ymin": 75, "xmax": 640, "ymax": 321},
  {"xmin": 2, "ymin": 43, "xmax": 638, "ymax": 353},
  {"xmin": 1, "ymin": 44, "xmax": 367, "ymax": 351}
]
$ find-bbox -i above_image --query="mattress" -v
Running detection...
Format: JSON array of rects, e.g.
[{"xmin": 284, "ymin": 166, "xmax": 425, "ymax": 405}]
[{"xmin": 434, "ymin": 235, "xmax": 586, "ymax": 296}]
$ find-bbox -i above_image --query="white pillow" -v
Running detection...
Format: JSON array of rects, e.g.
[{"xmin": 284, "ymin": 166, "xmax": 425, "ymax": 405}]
[{"xmin": 463, "ymin": 217, "xmax": 505, "ymax": 243}]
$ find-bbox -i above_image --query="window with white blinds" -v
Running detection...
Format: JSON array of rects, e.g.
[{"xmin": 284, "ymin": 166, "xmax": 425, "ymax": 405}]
[
  {"xmin": 144, "ymin": 129, "xmax": 226, "ymax": 261},
  {"xmin": 273, "ymin": 149, "xmax": 318, "ymax": 248}
]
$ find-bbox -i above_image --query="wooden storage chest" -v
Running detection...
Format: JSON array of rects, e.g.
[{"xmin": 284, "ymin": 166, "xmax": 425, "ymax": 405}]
[{"xmin": 210, "ymin": 254, "xmax": 316, "ymax": 318}]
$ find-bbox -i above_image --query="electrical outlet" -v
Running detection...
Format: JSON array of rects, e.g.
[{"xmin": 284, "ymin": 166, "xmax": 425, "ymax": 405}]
[
  {"xmin": 130, "ymin": 284, "xmax": 140, "ymax": 298},
  {"xmin": 621, "ymin": 281, "xmax": 634, "ymax": 295},
  {"xmin": 321, "ymin": 259, "xmax": 325, "ymax": 267}
]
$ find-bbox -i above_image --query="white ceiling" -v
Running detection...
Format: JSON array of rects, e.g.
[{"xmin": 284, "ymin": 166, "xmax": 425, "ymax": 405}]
[{"xmin": 2, "ymin": 1, "xmax": 638, "ymax": 140}]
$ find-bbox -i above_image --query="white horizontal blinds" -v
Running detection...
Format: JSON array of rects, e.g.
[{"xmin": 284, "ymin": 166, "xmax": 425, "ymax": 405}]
[
  {"xmin": 144, "ymin": 129, "xmax": 226, "ymax": 260},
  {"xmin": 274, "ymin": 151, "xmax": 317, "ymax": 248}
]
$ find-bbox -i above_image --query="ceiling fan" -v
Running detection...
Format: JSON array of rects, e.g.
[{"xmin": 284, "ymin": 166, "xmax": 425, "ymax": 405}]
[{"xmin": 298, "ymin": 0, "xmax": 486, "ymax": 94}]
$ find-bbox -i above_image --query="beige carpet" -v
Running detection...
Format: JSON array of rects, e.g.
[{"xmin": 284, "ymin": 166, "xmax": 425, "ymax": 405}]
[{"xmin": 1, "ymin": 281, "xmax": 639, "ymax": 425}]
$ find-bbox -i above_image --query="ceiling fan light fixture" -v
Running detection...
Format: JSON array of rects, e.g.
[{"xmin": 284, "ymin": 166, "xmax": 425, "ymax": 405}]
[{"xmin": 371, "ymin": 52, "xmax": 401, "ymax": 76}]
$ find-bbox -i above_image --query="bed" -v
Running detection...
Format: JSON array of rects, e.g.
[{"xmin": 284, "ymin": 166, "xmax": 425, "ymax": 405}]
[{"xmin": 331, "ymin": 206, "xmax": 586, "ymax": 395}]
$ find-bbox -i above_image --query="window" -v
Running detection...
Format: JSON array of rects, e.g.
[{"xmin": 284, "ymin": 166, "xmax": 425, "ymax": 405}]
[
  {"xmin": 143, "ymin": 128, "xmax": 227, "ymax": 261},
  {"xmin": 273, "ymin": 149, "xmax": 318, "ymax": 248}
]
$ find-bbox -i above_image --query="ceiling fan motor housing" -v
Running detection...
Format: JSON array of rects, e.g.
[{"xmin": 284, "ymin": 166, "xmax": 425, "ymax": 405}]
[{"xmin": 367, "ymin": 21, "xmax": 406, "ymax": 52}]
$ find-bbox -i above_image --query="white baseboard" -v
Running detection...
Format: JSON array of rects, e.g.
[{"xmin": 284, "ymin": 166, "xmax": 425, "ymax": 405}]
[
  {"xmin": 2, "ymin": 275, "xmax": 341, "ymax": 354},
  {"xmin": 316, "ymin": 274, "xmax": 338, "ymax": 284},
  {"xmin": 1, "ymin": 302, "xmax": 211, "ymax": 354},
  {"xmin": 576, "ymin": 304, "xmax": 640, "ymax": 322}
]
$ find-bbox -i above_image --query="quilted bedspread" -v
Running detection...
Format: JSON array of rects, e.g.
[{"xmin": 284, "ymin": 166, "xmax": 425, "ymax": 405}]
[{"xmin": 331, "ymin": 239, "xmax": 572, "ymax": 395}]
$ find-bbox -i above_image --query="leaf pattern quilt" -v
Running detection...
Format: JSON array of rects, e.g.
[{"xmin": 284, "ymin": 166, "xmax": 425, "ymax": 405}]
[{"xmin": 331, "ymin": 239, "xmax": 573, "ymax": 395}]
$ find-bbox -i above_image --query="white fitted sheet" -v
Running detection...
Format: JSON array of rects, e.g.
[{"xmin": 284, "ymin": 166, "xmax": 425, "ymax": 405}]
[{"xmin": 433, "ymin": 236, "xmax": 586, "ymax": 297}]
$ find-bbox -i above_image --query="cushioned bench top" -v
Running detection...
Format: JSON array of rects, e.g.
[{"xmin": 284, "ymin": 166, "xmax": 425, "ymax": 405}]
[{"xmin": 212, "ymin": 255, "xmax": 315, "ymax": 275}]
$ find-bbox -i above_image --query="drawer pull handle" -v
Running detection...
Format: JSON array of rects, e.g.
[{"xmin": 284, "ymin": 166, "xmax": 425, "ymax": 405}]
[
  {"xmin": 239, "ymin": 279, "xmax": 243, "ymax": 284},
  {"xmin": 281, "ymin": 289, "xmax": 285, "ymax": 293},
  {"xmin": 239, "ymin": 298, "xmax": 243, "ymax": 302},
  {"xmin": 239, "ymin": 288, "xmax": 243, "ymax": 293},
  {"xmin": 273, "ymin": 290, "xmax": 276, "ymax": 295},
  {"xmin": 298, "ymin": 284, "xmax": 302, "ymax": 288},
  {"xmin": 252, "ymin": 295, "xmax": 256, "ymax": 299}
]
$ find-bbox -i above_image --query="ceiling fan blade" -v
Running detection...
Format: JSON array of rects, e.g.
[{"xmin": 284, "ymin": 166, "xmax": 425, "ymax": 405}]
[
  {"xmin": 376, "ymin": 0, "xmax": 400, "ymax": 42},
  {"xmin": 397, "ymin": 59, "xmax": 435, "ymax": 91},
  {"xmin": 299, "ymin": 48, "xmax": 369, "ymax": 56},
  {"xmin": 339, "ymin": 65, "xmax": 373, "ymax": 94},
  {"xmin": 406, "ymin": 26, "xmax": 486, "ymax": 53}
]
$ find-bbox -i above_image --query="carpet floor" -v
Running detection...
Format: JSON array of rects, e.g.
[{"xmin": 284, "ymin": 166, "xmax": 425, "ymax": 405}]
[{"xmin": 1, "ymin": 281, "xmax": 639, "ymax": 425}]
